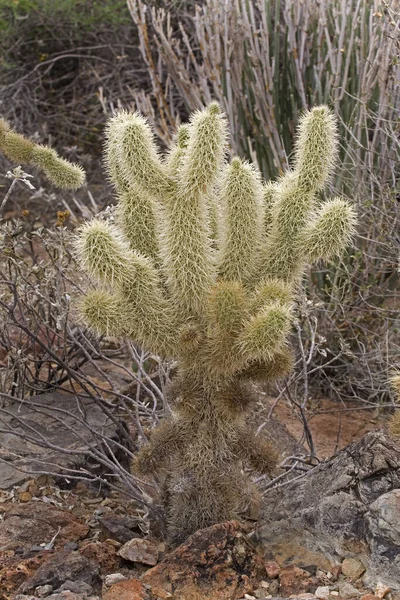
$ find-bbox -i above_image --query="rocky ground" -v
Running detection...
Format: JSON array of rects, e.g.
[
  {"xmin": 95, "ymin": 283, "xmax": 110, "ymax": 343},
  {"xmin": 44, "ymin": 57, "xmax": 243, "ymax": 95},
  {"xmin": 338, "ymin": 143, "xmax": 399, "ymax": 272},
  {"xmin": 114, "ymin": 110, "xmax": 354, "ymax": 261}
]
[
  {"xmin": 0, "ymin": 457, "xmax": 398, "ymax": 600},
  {"xmin": 0, "ymin": 385, "xmax": 397, "ymax": 600}
]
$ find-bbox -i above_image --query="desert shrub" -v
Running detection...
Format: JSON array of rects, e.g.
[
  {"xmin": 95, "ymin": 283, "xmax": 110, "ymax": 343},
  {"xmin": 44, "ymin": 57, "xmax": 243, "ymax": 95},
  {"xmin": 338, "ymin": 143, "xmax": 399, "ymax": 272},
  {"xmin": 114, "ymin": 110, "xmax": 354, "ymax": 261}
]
[{"xmin": 0, "ymin": 0, "xmax": 138, "ymax": 175}]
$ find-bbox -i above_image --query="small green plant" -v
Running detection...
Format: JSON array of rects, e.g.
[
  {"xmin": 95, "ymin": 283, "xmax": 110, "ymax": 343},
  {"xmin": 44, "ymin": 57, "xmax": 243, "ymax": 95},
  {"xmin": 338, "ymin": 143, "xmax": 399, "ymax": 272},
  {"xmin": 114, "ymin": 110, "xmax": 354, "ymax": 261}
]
[{"xmin": 75, "ymin": 103, "xmax": 356, "ymax": 543}]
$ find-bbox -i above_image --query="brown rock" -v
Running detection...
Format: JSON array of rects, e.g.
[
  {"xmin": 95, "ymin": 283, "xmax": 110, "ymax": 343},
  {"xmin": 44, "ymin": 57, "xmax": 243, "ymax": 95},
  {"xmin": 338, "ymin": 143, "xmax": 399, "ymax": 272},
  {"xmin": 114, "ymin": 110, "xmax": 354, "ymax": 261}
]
[
  {"xmin": 141, "ymin": 521, "xmax": 265, "ymax": 600},
  {"xmin": 118, "ymin": 538, "xmax": 163, "ymax": 566},
  {"xmin": 19, "ymin": 550, "xmax": 99, "ymax": 593},
  {"xmin": 103, "ymin": 579, "xmax": 150, "ymax": 600},
  {"xmin": 375, "ymin": 583, "xmax": 391, "ymax": 599},
  {"xmin": 18, "ymin": 492, "xmax": 32, "ymax": 503},
  {"xmin": 360, "ymin": 595, "xmax": 377, "ymax": 600},
  {"xmin": 99, "ymin": 515, "xmax": 142, "ymax": 544},
  {"xmin": 341, "ymin": 559, "xmax": 365, "ymax": 580},
  {"xmin": 45, "ymin": 594, "xmax": 82, "ymax": 600},
  {"xmin": 265, "ymin": 560, "xmax": 280, "ymax": 578},
  {"xmin": 149, "ymin": 587, "xmax": 173, "ymax": 599},
  {"xmin": 80, "ymin": 541, "xmax": 120, "ymax": 574},
  {"xmin": 0, "ymin": 502, "xmax": 89, "ymax": 552},
  {"xmin": 279, "ymin": 566, "xmax": 313, "ymax": 596},
  {"xmin": 0, "ymin": 554, "xmax": 46, "ymax": 600}
]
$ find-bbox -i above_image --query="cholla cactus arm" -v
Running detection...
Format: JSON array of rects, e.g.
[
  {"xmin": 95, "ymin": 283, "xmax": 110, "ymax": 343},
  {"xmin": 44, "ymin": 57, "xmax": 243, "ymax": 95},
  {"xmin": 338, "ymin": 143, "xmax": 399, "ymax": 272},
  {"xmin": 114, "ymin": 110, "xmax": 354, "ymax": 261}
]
[
  {"xmin": 161, "ymin": 102, "xmax": 227, "ymax": 318},
  {"xmin": 81, "ymin": 290, "xmax": 131, "ymax": 337},
  {"xmin": 238, "ymin": 302, "xmax": 293, "ymax": 363},
  {"xmin": 260, "ymin": 106, "xmax": 353, "ymax": 281},
  {"xmin": 302, "ymin": 197, "xmax": 357, "ymax": 262},
  {"xmin": 109, "ymin": 111, "xmax": 172, "ymax": 201},
  {"xmin": 132, "ymin": 420, "xmax": 186, "ymax": 475},
  {"xmin": 0, "ymin": 118, "xmax": 85, "ymax": 189},
  {"xmin": 104, "ymin": 117, "xmax": 160, "ymax": 260},
  {"xmin": 234, "ymin": 427, "xmax": 280, "ymax": 475},
  {"xmin": 218, "ymin": 158, "xmax": 264, "ymax": 282},
  {"xmin": 164, "ymin": 124, "xmax": 190, "ymax": 178},
  {"xmin": 75, "ymin": 220, "xmax": 174, "ymax": 356},
  {"xmin": 293, "ymin": 105, "xmax": 338, "ymax": 193}
]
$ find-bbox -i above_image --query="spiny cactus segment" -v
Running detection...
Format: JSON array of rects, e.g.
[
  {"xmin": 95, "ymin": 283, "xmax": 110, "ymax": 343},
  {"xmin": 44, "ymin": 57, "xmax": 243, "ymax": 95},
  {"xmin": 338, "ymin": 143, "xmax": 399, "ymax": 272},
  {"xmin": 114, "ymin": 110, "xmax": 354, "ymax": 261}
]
[{"xmin": 0, "ymin": 118, "xmax": 85, "ymax": 189}]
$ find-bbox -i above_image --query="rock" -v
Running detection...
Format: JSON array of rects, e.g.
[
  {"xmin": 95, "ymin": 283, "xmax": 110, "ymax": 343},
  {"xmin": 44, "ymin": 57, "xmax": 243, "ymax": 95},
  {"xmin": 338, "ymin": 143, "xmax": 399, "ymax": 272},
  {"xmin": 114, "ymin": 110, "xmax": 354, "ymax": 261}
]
[
  {"xmin": 265, "ymin": 560, "xmax": 280, "ymax": 578},
  {"xmin": 141, "ymin": 521, "xmax": 265, "ymax": 599},
  {"xmin": 57, "ymin": 580, "xmax": 93, "ymax": 594},
  {"xmin": 103, "ymin": 579, "xmax": 150, "ymax": 600},
  {"xmin": 148, "ymin": 587, "xmax": 173, "ymax": 600},
  {"xmin": 375, "ymin": 582, "xmax": 391, "ymax": 599},
  {"xmin": 315, "ymin": 586, "xmax": 331, "ymax": 599},
  {"xmin": 257, "ymin": 432, "xmax": 400, "ymax": 591},
  {"xmin": 19, "ymin": 551, "xmax": 100, "ymax": 593},
  {"xmin": 360, "ymin": 595, "xmax": 377, "ymax": 600},
  {"xmin": 341, "ymin": 558, "xmax": 365, "ymax": 580},
  {"xmin": 337, "ymin": 581, "xmax": 360, "ymax": 598},
  {"xmin": 0, "ymin": 392, "xmax": 122, "ymax": 490},
  {"xmin": 79, "ymin": 541, "xmax": 119, "ymax": 574},
  {"xmin": 36, "ymin": 584, "xmax": 54, "ymax": 597},
  {"xmin": 278, "ymin": 566, "xmax": 313, "ymax": 596},
  {"xmin": 0, "ymin": 553, "xmax": 49, "ymax": 599},
  {"xmin": 98, "ymin": 515, "xmax": 142, "ymax": 544},
  {"xmin": 118, "ymin": 538, "xmax": 163, "ymax": 566},
  {"xmin": 0, "ymin": 502, "xmax": 89, "ymax": 552},
  {"xmin": 105, "ymin": 573, "xmax": 127, "ymax": 586},
  {"xmin": 45, "ymin": 594, "xmax": 83, "ymax": 600},
  {"xmin": 268, "ymin": 579, "xmax": 279, "ymax": 595},
  {"xmin": 64, "ymin": 543, "xmax": 79, "ymax": 552}
]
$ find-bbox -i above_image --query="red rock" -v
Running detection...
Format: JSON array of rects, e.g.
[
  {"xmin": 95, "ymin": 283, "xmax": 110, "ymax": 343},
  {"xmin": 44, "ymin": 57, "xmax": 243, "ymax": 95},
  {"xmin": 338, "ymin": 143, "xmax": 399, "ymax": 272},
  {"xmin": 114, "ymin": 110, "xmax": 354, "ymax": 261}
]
[
  {"xmin": 265, "ymin": 560, "xmax": 280, "ymax": 578},
  {"xmin": 80, "ymin": 541, "xmax": 120, "ymax": 573},
  {"xmin": 141, "ymin": 521, "xmax": 265, "ymax": 600},
  {"xmin": 0, "ymin": 554, "xmax": 47, "ymax": 600},
  {"xmin": 279, "ymin": 566, "xmax": 314, "ymax": 596},
  {"xmin": 0, "ymin": 502, "xmax": 88, "ymax": 552},
  {"xmin": 18, "ymin": 550, "xmax": 99, "ymax": 593},
  {"xmin": 118, "ymin": 538, "xmax": 163, "ymax": 566},
  {"xmin": 103, "ymin": 579, "xmax": 150, "ymax": 600}
]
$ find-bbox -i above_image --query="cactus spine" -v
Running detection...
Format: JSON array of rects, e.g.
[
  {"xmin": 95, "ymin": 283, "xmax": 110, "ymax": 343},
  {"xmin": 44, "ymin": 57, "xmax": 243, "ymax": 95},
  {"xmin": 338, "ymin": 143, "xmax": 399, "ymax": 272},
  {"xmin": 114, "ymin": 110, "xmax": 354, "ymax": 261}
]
[{"xmin": 75, "ymin": 103, "xmax": 356, "ymax": 544}]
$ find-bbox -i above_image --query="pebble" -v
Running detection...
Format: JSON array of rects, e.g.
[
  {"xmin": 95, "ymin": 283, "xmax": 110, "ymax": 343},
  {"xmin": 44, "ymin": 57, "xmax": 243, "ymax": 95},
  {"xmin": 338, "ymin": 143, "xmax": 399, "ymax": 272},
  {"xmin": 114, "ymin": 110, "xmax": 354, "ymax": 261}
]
[
  {"xmin": 341, "ymin": 558, "xmax": 366, "ymax": 580},
  {"xmin": 315, "ymin": 586, "xmax": 331, "ymax": 599},
  {"xmin": 104, "ymin": 573, "xmax": 127, "ymax": 586},
  {"xmin": 118, "ymin": 537, "xmax": 163, "ymax": 565},
  {"xmin": 36, "ymin": 585, "xmax": 54, "ymax": 597},
  {"xmin": 337, "ymin": 581, "xmax": 361, "ymax": 598},
  {"xmin": 375, "ymin": 582, "xmax": 391, "ymax": 599},
  {"xmin": 57, "ymin": 581, "xmax": 93, "ymax": 595},
  {"xmin": 265, "ymin": 560, "xmax": 280, "ymax": 578},
  {"xmin": 268, "ymin": 579, "xmax": 279, "ymax": 595}
]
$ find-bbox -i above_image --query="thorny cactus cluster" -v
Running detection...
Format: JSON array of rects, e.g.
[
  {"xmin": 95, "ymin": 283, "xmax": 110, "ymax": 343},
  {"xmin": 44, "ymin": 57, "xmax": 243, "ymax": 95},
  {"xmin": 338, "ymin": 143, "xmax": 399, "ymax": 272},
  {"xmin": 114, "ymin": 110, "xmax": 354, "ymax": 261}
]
[
  {"xmin": 0, "ymin": 118, "xmax": 85, "ymax": 189},
  {"xmin": 74, "ymin": 102, "xmax": 355, "ymax": 544}
]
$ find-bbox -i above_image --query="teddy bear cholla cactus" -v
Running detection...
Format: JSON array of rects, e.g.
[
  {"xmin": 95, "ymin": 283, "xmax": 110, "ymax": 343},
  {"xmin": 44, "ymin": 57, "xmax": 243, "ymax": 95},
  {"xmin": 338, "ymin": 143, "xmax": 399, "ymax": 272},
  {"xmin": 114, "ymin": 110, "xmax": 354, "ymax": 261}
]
[{"xmin": 75, "ymin": 103, "xmax": 356, "ymax": 543}]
